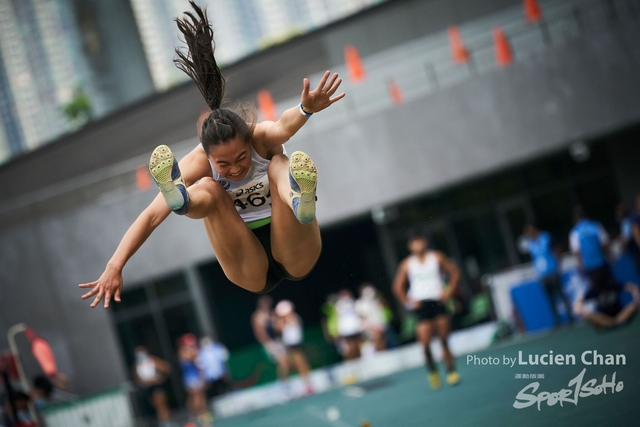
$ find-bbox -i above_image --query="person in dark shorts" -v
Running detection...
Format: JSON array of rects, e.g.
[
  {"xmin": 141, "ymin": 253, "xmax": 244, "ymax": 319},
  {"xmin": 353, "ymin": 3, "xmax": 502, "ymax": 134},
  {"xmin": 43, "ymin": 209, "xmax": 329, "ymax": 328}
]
[
  {"xmin": 574, "ymin": 280, "xmax": 640, "ymax": 328},
  {"xmin": 521, "ymin": 224, "xmax": 573, "ymax": 326},
  {"xmin": 132, "ymin": 346, "xmax": 172, "ymax": 427},
  {"xmin": 392, "ymin": 234, "xmax": 461, "ymax": 390}
]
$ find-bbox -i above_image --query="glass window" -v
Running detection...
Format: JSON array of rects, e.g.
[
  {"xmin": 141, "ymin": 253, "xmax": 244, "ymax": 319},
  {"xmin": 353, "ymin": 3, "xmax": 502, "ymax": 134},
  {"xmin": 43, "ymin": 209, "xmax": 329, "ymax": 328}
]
[
  {"xmin": 451, "ymin": 180, "xmax": 493, "ymax": 210},
  {"xmin": 531, "ymin": 189, "xmax": 574, "ymax": 251},
  {"xmin": 452, "ymin": 212, "xmax": 510, "ymax": 277},
  {"xmin": 111, "ymin": 286, "xmax": 148, "ymax": 313},
  {"xmin": 162, "ymin": 302, "xmax": 202, "ymax": 353},
  {"xmin": 568, "ymin": 143, "xmax": 609, "ymax": 175},
  {"xmin": 525, "ymin": 158, "xmax": 566, "ymax": 188},
  {"xmin": 575, "ymin": 175, "xmax": 619, "ymax": 231},
  {"xmin": 154, "ymin": 273, "xmax": 188, "ymax": 299},
  {"xmin": 495, "ymin": 170, "xmax": 526, "ymax": 198},
  {"xmin": 116, "ymin": 314, "xmax": 161, "ymax": 367}
]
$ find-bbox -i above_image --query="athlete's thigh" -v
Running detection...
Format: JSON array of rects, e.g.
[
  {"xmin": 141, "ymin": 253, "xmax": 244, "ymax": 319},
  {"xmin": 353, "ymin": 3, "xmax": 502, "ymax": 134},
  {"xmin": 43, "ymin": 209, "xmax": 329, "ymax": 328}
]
[
  {"xmin": 193, "ymin": 179, "xmax": 269, "ymax": 291},
  {"xmin": 434, "ymin": 315, "xmax": 451, "ymax": 340},
  {"xmin": 416, "ymin": 320, "xmax": 435, "ymax": 345},
  {"xmin": 267, "ymin": 155, "xmax": 321, "ymax": 277}
]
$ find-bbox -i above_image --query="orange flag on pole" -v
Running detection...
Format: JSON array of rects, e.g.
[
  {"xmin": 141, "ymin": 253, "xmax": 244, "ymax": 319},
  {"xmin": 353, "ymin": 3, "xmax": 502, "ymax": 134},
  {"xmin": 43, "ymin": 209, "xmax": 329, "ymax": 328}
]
[
  {"xmin": 524, "ymin": 0, "xmax": 543, "ymax": 23},
  {"xmin": 448, "ymin": 26, "xmax": 469, "ymax": 64},
  {"xmin": 257, "ymin": 90, "xmax": 278, "ymax": 122},
  {"xmin": 345, "ymin": 45, "xmax": 366, "ymax": 83},
  {"xmin": 493, "ymin": 27, "xmax": 513, "ymax": 66}
]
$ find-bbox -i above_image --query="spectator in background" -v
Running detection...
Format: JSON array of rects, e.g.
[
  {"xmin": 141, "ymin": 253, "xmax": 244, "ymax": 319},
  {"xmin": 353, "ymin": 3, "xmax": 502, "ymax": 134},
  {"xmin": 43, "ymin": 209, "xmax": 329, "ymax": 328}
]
[
  {"xmin": 334, "ymin": 290, "xmax": 363, "ymax": 361},
  {"xmin": 9, "ymin": 391, "xmax": 36, "ymax": 427},
  {"xmin": 355, "ymin": 284, "xmax": 388, "ymax": 353},
  {"xmin": 570, "ymin": 206, "xmax": 612, "ymax": 290},
  {"xmin": 392, "ymin": 234, "xmax": 460, "ymax": 390},
  {"xmin": 199, "ymin": 336, "xmax": 232, "ymax": 399},
  {"xmin": 178, "ymin": 334, "xmax": 210, "ymax": 426},
  {"xmin": 574, "ymin": 280, "xmax": 640, "ymax": 329},
  {"xmin": 274, "ymin": 300, "xmax": 314, "ymax": 396},
  {"xmin": 132, "ymin": 346, "xmax": 172, "ymax": 427},
  {"xmin": 615, "ymin": 203, "xmax": 633, "ymax": 251},
  {"xmin": 320, "ymin": 294, "xmax": 340, "ymax": 346},
  {"xmin": 251, "ymin": 296, "xmax": 290, "ymax": 386},
  {"xmin": 520, "ymin": 224, "xmax": 573, "ymax": 327},
  {"xmin": 31, "ymin": 376, "xmax": 53, "ymax": 411}
]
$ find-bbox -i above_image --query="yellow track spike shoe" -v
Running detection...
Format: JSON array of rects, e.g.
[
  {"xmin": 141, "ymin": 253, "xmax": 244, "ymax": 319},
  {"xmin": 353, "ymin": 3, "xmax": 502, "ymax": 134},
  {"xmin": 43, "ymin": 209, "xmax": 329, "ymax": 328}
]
[
  {"xmin": 289, "ymin": 151, "xmax": 318, "ymax": 225},
  {"xmin": 149, "ymin": 145, "xmax": 189, "ymax": 215},
  {"xmin": 446, "ymin": 371, "xmax": 460, "ymax": 385},
  {"xmin": 428, "ymin": 372, "xmax": 441, "ymax": 390}
]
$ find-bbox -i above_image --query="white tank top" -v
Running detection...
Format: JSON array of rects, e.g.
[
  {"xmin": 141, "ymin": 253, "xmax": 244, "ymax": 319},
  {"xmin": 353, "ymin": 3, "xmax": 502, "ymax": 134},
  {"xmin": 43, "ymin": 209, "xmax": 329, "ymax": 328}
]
[
  {"xmin": 201, "ymin": 144, "xmax": 286, "ymax": 223},
  {"xmin": 136, "ymin": 358, "xmax": 157, "ymax": 382},
  {"xmin": 407, "ymin": 252, "xmax": 444, "ymax": 302},
  {"xmin": 281, "ymin": 316, "xmax": 303, "ymax": 346}
]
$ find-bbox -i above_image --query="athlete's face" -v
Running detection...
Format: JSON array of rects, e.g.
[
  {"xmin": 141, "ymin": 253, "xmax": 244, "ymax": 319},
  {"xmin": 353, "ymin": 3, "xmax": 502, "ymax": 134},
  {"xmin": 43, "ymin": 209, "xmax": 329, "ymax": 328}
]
[
  {"xmin": 408, "ymin": 237, "xmax": 428, "ymax": 254},
  {"xmin": 208, "ymin": 138, "xmax": 252, "ymax": 181}
]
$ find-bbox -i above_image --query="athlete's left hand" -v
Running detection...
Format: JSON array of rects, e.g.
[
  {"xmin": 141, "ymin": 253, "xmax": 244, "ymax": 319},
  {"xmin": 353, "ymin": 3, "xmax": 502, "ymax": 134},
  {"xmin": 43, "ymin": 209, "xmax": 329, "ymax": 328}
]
[{"xmin": 300, "ymin": 71, "xmax": 346, "ymax": 113}]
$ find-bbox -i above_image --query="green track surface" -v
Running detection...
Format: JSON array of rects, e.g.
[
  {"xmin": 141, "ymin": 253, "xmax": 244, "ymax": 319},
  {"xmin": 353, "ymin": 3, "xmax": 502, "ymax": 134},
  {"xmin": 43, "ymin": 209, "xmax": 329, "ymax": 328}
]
[{"xmin": 217, "ymin": 320, "xmax": 640, "ymax": 427}]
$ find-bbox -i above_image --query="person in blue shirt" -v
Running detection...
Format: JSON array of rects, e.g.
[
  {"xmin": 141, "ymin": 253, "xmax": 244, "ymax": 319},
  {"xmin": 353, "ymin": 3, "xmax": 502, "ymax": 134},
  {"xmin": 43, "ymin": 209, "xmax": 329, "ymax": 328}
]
[
  {"xmin": 569, "ymin": 206, "xmax": 612, "ymax": 291},
  {"xmin": 521, "ymin": 224, "xmax": 573, "ymax": 326},
  {"xmin": 199, "ymin": 336, "xmax": 232, "ymax": 398}
]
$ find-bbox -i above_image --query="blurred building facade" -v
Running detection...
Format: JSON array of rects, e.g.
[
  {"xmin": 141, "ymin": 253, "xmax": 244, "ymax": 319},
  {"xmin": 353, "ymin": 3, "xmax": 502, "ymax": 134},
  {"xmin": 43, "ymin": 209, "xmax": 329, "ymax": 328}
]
[
  {"xmin": 1, "ymin": 0, "xmax": 640, "ymax": 403},
  {"xmin": 0, "ymin": 0, "xmax": 155, "ymax": 163},
  {"xmin": 0, "ymin": 0, "xmax": 388, "ymax": 164}
]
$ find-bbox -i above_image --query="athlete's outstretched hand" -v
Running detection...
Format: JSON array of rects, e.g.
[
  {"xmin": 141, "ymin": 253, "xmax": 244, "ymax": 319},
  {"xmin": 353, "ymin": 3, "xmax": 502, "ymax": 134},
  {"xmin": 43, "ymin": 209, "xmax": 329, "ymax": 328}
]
[
  {"xmin": 300, "ymin": 71, "xmax": 346, "ymax": 113},
  {"xmin": 79, "ymin": 265, "xmax": 123, "ymax": 309}
]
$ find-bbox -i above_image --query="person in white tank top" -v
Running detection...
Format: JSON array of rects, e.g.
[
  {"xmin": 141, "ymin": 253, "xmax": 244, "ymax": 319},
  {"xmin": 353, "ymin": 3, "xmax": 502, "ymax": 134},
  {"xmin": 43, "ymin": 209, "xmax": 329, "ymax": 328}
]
[
  {"xmin": 392, "ymin": 234, "xmax": 461, "ymax": 390},
  {"xmin": 274, "ymin": 300, "xmax": 314, "ymax": 395},
  {"xmin": 80, "ymin": 2, "xmax": 346, "ymax": 309},
  {"xmin": 132, "ymin": 346, "xmax": 172, "ymax": 427}
]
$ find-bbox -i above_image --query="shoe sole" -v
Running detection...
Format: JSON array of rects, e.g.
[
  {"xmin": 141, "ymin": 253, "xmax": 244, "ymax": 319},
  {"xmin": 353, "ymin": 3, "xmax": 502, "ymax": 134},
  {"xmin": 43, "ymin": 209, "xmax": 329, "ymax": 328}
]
[
  {"xmin": 149, "ymin": 145, "xmax": 186, "ymax": 211},
  {"xmin": 290, "ymin": 151, "xmax": 317, "ymax": 224}
]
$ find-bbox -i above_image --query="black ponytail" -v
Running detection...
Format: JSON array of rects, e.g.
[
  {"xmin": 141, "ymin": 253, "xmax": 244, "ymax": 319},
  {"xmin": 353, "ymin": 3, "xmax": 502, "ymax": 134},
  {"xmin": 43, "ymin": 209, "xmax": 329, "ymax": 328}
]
[
  {"xmin": 174, "ymin": 2, "xmax": 255, "ymax": 152},
  {"xmin": 174, "ymin": 1, "xmax": 224, "ymax": 110}
]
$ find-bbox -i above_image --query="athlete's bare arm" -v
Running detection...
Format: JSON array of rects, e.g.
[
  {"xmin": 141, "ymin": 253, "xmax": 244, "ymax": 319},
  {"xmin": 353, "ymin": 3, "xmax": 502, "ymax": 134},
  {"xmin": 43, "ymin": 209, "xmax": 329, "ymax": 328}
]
[
  {"xmin": 251, "ymin": 312, "xmax": 271, "ymax": 346},
  {"xmin": 625, "ymin": 282, "xmax": 640, "ymax": 302},
  {"xmin": 392, "ymin": 259, "xmax": 410, "ymax": 306},
  {"xmin": 79, "ymin": 146, "xmax": 212, "ymax": 308},
  {"xmin": 435, "ymin": 251, "xmax": 460, "ymax": 300},
  {"xmin": 252, "ymin": 71, "xmax": 345, "ymax": 153}
]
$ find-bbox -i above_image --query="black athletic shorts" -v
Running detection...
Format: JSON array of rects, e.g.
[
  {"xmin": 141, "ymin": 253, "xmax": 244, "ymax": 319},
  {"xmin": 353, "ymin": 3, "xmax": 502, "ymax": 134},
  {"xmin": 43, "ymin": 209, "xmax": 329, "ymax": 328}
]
[
  {"xmin": 251, "ymin": 222, "xmax": 310, "ymax": 293},
  {"xmin": 585, "ymin": 265, "xmax": 615, "ymax": 290},
  {"xmin": 414, "ymin": 300, "xmax": 447, "ymax": 321}
]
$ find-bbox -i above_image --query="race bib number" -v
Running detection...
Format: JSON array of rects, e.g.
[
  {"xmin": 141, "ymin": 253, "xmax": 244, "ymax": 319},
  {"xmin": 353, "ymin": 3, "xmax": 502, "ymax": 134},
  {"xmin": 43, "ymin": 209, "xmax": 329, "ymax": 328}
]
[{"xmin": 228, "ymin": 176, "xmax": 271, "ymax": 214}]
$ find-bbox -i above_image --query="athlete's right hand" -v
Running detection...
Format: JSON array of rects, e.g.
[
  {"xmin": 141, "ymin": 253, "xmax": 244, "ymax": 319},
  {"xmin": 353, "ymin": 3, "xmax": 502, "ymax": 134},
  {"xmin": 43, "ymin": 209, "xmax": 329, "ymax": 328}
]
[{"xmin": 79, "ymin": 264, "xmax": 123, "ymax": 308}]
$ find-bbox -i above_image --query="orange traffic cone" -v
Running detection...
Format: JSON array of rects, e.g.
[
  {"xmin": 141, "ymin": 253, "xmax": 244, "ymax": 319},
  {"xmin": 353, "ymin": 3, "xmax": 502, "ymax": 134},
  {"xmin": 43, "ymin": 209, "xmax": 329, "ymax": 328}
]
[
  {"xmin": 448, "ymin": 26, "xmax": 469, "ymax": 64},
  {"xmin": 524, "ymin": 0, "xmax": 543, "ymax": 23},
  {"xmin": 493, "ymin": 27, "xmax": 513, "ymax": 66},
  {"xmin": 136, "ymin": 166, "xmax": 152, "ymax": 191},
  {"xmin": 257, "ymin": 90, "xmax": 278, "ymax": 121},
  {"xmin": 345, "ymin": 45, "xmax": 366, "ymax": 83},
  {"xmin": 388, "ymin": 79, "xmax": 403, "ymax": 105}
]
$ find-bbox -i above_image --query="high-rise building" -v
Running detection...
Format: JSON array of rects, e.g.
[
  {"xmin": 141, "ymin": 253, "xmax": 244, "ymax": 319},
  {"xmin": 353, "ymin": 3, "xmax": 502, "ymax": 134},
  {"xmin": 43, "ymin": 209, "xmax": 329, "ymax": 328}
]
[
  {"xmin": 129, "ymin": 0, "xmax": 389, "ymax": 91},
  {"xmin": 0, "ymin": 0, "xmax": 84, "ymax": 162},
  {"xmin": 0, "ymin": 0, "xmax": 154, "ymax": 164}
]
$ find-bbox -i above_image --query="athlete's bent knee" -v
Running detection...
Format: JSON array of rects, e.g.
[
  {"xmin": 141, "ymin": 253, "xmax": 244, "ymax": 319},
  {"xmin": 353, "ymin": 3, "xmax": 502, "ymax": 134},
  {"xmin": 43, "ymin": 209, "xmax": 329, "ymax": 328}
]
[{"xmin": 267, "ymin": 154, "xmax": 288, "ymax": 175}]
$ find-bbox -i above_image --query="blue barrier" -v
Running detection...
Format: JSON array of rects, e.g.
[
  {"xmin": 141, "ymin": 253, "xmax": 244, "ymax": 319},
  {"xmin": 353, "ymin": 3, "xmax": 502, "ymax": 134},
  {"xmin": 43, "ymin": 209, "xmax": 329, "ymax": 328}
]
[{"xmin": 511, "ymin": 255, "xmax": 640, "ymax": 333}]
